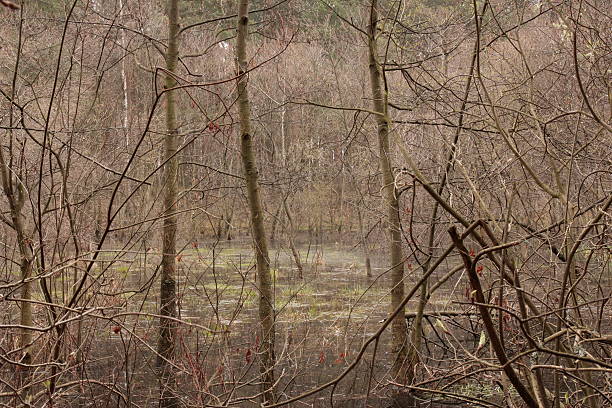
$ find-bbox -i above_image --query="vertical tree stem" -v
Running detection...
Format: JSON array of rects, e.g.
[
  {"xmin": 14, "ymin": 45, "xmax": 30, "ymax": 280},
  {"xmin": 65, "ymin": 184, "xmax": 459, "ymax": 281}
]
[
  {"xmin": 367, "ymin": 0, "xmax": 409, "ymax": 382},
  {"xmin": 158, "ymin": 0, "xmax": 179, "ymax": 406},
  {"xmin": 236, "ymin": 0, "xmax": 276, "ymax": 403}
]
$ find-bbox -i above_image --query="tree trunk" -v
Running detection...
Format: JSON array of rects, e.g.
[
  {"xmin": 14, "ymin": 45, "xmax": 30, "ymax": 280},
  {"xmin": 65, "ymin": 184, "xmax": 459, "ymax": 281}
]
[
  {"xmin": 157, "ymin": 0, "xmax": 179, "ymax": 406},
  {"xmin": 283, "ymin": 196, "xmax": 303, "ymax": 279},
  {"xmin": 119, "ymin": 0, "xmax": 129, "ymax": 146},
  {"xmin": 0, "ymin": 12, "xmax": 34, "ymax": 397},
  {"xmin": 224, "ymin": 199, "xmax": 235, "ymax": 240},
  {"xmin": 0, "ymin": 173, "xmax": 34, "ymax": 360},
  {"xmin": 367, "ymin": 0, "xmax": 409, "ymax": 382},
  {"xmin": 356, "ymin": 204, "xmax": 372, "ymax": 278},
  {"xmin": 269, "ymin": 201, "xmax": 283, "ymax": 242},
  {"xmin": 236, "ymin": 1, "xmax": 276, "ymax": 403}
]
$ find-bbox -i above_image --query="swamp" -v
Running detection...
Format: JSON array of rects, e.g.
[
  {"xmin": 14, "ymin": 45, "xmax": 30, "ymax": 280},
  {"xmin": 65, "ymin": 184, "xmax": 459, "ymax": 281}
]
[{"xmin": 0, "ymin": 0, "xmax": 610, "ymax": 407}]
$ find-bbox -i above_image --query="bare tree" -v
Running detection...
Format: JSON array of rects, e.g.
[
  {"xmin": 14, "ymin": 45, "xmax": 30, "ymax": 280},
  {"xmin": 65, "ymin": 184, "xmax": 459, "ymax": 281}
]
[
  {"xmin": 236, "ymin": 0, "xmax": 276, "ymax": 403},
  {"xmin": 366, "ymin": 0, "xmax": 409, "ymax": 382},
  {"xmin": 157, "ymin": 0, "xmax": 180, "ymax": 406}
]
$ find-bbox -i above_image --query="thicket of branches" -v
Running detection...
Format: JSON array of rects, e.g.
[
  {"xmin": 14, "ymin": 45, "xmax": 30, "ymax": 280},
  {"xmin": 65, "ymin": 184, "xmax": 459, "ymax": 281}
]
[{"xmin": 0, "ymin": 0, "xmax": 609, "ymax": 407}]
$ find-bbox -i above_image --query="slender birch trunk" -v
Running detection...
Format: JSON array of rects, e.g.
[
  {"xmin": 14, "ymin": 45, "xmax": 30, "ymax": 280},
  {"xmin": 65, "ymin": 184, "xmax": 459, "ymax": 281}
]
[
  {"xmin": 157, "ymin": 0, "xmax": 179, "ymax": 406},
  {"xmin": 1, "ymin": 11, "xmax": 34, "ymax": 398},
  {"xmin": 119, "ymin": 0, "xmax": 129, "ymax": 146},
  {"xmin": 236, "ymin": 0, "xmax": 276, "ymax": 403},
  {"xmin": 367, "ymin": 0, "xmax": 409, "ymax": 381}
]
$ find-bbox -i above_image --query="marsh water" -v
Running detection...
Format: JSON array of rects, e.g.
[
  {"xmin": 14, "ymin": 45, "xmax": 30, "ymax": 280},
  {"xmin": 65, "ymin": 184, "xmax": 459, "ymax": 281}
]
[{"xmin": 74, "ymin": 236, "xmax": 483, "ymax": 407}]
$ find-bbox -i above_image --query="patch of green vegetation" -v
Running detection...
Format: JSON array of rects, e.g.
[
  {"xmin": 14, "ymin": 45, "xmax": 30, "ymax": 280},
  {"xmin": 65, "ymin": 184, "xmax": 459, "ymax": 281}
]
[
  {"xmin": 120, "ymin": 291, "xmax": 138, "ymax": 299},
  {"xmin": 307, "ymin": 304, "xmax": 320, "ymax": 319},
  {"xmin": 209, "ymin": 321, "xmax": 231, "ymax": 332},
  {"xmin": 326, "ymin": 296, "xmax": 343, "ymax": 310},
  {"xmin": 338, "ymin": 286, "xmax": 366, "ymax": 299},
  {"xmin": 450, "ymin": 381, "xmax": 509, "ymax": 403},
  {"xmin": 233, "ymin": 289, "xmax": 257, "ymax": 307},
  {"xmin": 274, "ymin": 297, "xmax": 294, "ymax": 310},
  {"xmin": 114, "ymin": 265, "xmax": 132, "ymax": 276},
  {"xmin": 178, "ymin": 247, "xmax": 255, "ymax": 269},
  {"xmin": 186, "ymin": 283, "xmax": 256, "ymax": 307},
  {"xmin": 277, "ymin": 284, "xmax": 316, "ymax": 301},
  {"xmin": 5, "ymin": 268, "xmax": 20, "ymax": 279}
]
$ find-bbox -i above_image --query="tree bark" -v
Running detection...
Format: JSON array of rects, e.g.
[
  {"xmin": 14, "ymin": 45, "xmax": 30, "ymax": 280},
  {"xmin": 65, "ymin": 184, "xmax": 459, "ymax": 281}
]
[
  {"xmin": 0, "ymin": 10, "xmax": 34, "ymax": 398},
  {"xmin": 119, "ymin": 0, "xmax": 129, "ymax": 146},
  {"xmin": 367, "ymin": 0, "xmax": 409, "ymax": 382},
  {"xmin": 157, "ymin": 0, "xmax": 179, "ymax": 406},
  {"xmin": 269, "ymin": 201, "xmax": 283, "ymax": 242},
  {"xmin": 0, "ymin": 164, "xmax": 34, "ymax": 357},
  {"xmin": 236, "ymin": 0, "xmax": 276, "ymax": 403},
  {"xmin": 356, "ymin": 202, "xmax": 372, "ymax": 277},
  {"xmin": 283, "ymin": 196, "xmax": 303, "ymax": 279}
]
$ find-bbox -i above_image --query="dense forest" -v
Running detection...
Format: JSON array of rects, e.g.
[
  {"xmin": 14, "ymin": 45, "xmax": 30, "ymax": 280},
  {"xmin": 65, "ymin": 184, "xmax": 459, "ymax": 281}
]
[{"xmin": 0, "ymin": 0, "xmax": 610, "ymax": 407}]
